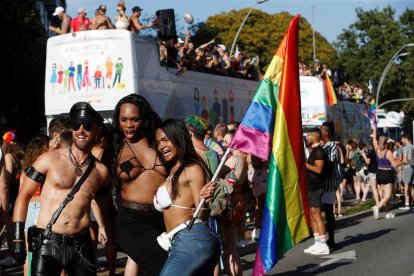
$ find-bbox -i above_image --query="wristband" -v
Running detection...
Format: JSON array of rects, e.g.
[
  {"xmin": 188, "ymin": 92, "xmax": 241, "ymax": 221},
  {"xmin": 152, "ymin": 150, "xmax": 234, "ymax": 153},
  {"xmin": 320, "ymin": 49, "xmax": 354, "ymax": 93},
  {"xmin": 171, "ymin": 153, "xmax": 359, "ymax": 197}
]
[{"xmin": 13, "ymin": 221, "xmax": 25, "ymax": 241}]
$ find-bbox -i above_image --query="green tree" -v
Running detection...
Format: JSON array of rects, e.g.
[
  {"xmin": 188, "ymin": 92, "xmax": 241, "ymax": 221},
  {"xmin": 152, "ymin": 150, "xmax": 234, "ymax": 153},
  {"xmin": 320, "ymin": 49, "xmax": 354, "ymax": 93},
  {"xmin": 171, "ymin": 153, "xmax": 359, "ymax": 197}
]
[
  {"xmin": 191, "ymin": 9, "xmax": 335, "ymax": 72},
  {"xmin": 334, "ymin": 6, "xmax": 414, "ymax": 112}
]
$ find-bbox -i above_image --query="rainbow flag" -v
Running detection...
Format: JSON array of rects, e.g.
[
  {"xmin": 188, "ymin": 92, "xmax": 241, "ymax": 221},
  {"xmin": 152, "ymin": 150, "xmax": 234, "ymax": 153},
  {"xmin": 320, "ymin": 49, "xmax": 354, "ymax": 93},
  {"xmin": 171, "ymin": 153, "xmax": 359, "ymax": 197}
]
[
  {"xmin": 368, "ymin": 98, "xmax": 377, "ymax": 126},
  {"xmin": 325, "ymin": 73, "xmax": 337, "ymax": 105},
  {"xmin": 229, "ymin": 14, "xmax": 309, "ymax": 275}
]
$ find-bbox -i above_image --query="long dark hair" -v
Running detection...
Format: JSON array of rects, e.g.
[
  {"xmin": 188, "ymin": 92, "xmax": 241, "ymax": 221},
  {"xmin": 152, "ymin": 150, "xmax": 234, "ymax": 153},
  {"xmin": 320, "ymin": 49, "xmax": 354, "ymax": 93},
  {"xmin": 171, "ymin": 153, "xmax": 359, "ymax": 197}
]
[
  {"xmin": 158, "ymin": 119, "xmax": 206, "ymax": 199},
  {"xmin": 113, "ymin": 94, "xmax": 161, "ymax": 153}
]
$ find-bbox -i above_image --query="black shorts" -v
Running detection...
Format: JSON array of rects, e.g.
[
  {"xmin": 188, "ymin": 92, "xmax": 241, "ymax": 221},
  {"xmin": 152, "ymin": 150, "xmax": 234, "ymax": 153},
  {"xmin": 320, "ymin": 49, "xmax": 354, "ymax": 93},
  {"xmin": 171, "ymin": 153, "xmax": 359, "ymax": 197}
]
[
  {"xmin": 308, "ymin": 188, "xmax": 324, "ymax": 208},
  {"xmin": 376, "ymin": 169, "xmax": 394, "ymax": 185}
]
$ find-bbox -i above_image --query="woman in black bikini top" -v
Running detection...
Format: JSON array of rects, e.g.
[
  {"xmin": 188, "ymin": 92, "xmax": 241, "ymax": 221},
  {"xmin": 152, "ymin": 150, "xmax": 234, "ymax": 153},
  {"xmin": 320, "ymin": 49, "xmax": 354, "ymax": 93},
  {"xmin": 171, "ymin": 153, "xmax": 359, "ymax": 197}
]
[
  {"xmin": 117, "ymin": 139, "xmax": 165, "ymax": 180},
  {"xmin": 112, "ymin": 94, "xmax": 169, "ymax": 275}
]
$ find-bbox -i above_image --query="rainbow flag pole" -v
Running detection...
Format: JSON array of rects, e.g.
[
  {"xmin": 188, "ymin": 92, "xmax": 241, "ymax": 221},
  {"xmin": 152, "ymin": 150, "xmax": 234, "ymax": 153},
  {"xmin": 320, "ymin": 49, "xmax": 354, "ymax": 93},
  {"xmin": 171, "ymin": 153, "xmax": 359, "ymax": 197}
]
[{"xmin": 229, "ymin": 14, "xmax": 309, "ymax": 275}]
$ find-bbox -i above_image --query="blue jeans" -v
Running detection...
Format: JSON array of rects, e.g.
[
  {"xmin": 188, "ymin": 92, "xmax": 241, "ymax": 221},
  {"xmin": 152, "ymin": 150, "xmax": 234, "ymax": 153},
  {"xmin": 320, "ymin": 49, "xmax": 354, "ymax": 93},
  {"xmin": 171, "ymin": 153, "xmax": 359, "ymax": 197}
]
[{"xmin": 160, "ymin": 222, "xmax": 220, "ymax": 276}]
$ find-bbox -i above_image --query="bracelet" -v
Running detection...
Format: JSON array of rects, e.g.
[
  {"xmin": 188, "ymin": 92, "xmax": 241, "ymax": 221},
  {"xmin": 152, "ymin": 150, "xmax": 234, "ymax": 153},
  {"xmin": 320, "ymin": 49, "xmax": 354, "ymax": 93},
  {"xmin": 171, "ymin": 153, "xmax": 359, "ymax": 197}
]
[{"xmin": 13, "ymin": 239, "xmax": 24, "ymax": 242}]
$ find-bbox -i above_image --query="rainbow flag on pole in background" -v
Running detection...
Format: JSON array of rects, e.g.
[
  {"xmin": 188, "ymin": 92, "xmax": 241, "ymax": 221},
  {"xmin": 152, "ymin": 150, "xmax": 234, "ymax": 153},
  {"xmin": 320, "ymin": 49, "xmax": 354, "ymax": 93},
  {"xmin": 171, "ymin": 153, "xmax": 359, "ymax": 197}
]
[
  {"xmin": 368, "ymin": 98, "xmax": 377, "ymax": 126},
  {"xmin": 325, "ymin": 73, "xmax": 338, "ymax": 105},
  {"xmin": 229, "ymin": 14, "xmax": 309, "ymax": 275}
]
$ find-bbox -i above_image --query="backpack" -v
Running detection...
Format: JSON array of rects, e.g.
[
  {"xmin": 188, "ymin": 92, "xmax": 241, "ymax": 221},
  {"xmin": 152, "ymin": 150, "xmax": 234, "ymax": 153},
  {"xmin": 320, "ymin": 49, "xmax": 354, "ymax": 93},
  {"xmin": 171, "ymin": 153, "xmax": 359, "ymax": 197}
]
[{"xmin": 352, "ymin": 153, "xmax": 365, "ymax": 171}]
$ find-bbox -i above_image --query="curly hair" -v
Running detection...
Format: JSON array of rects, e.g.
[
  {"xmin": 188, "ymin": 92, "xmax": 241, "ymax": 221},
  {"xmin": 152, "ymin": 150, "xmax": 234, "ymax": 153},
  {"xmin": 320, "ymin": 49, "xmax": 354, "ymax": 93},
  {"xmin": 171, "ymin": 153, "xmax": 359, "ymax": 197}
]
[
  {"xmin": 23, "ymin": 135, "xmax": 50, "ymax": 167},
  {"xmin": 113, "ymin": 94, "xmax": 161, "ymax": 152},
  {"xmin": 117, "ymin": 0, "xmax": 126, "ymax": 10}
]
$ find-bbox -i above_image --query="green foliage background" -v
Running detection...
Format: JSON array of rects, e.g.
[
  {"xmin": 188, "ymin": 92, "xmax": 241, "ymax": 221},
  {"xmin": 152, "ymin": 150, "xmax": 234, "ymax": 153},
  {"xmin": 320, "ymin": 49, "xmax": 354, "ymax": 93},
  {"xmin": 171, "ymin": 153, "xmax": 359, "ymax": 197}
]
[{"xmin": 189, "ymin": 9, "xmax": 336, "ymax": 70}]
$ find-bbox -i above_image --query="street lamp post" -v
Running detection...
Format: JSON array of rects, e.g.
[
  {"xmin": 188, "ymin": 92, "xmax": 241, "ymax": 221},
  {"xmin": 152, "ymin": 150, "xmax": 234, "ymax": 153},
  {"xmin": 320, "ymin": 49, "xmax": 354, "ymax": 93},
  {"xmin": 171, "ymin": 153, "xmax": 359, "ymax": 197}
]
[
  {"xmin": 375, "ymin": 43, "xmax": 414, "ymax": 107},
  {"xmin": 229, "ymin": 0, "xmax": 269, "ymax": 57}
]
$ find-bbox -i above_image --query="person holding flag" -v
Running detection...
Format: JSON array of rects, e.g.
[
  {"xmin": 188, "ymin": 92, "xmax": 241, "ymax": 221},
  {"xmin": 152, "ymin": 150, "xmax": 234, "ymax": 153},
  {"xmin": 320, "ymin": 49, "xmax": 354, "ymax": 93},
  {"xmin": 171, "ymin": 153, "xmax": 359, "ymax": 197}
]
[{"xmin": 154, "ymin": 119, "xmax": 220, "ymax": 275}]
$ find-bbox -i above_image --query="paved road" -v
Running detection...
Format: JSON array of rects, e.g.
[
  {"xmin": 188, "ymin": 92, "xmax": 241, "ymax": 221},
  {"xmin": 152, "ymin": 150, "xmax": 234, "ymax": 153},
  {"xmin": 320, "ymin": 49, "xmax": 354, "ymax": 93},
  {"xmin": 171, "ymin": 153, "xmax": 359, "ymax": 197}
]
[
  {"xmin": 2, "ymin": 206, "xmax": 412, "ymax": 276},
  {"xmin": 240, "ymin": 208, "xmax": 414, "ymax": 275}
]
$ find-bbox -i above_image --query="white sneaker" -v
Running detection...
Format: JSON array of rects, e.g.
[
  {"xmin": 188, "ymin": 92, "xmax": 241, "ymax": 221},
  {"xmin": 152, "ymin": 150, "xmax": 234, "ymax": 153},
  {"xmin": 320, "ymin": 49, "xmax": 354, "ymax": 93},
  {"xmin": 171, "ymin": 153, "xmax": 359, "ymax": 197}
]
[
  {"xmin": 372, "ymin": 206, "xmax": 379, "ymax": 220},
  {"xmin": 310, "ymin": 244, "xmax": 330, "ymax": 255},
  {"xmin": 399, "ymin": 205, "xmax": 410, "ymax": 210},
  {"xmin": 304, "ymin": 244, "xmax": 317, "ymax": 253},
  {"xmin": 385, "ymin": 212, "xmax": 395, "ymax": 219},
  {"xmin": 252, "ymin": 228, "xmax": 261, "ymax": 241}
]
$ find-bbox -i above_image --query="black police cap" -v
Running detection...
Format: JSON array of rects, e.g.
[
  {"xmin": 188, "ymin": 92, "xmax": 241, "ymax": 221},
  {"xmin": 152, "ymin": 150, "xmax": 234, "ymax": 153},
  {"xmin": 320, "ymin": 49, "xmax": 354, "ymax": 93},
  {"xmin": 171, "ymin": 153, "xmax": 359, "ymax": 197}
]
[{"xmin": 69, "ymin": 102, "xmax": 103, "ymax": 126}]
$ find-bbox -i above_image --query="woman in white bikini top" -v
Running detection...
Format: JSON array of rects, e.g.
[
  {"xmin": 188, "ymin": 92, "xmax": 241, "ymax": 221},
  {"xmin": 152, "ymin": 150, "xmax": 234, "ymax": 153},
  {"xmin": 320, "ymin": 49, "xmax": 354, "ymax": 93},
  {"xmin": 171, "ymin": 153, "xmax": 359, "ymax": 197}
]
[
  {"xmin": 154, "ymin": 119, "xmax": 220, "ymax": 276},
  {"xmin": 114, "ymin": 3, "xmax": 129, "ymax": 30},
  {"xmin": 154, "ymin": 175, "xmax": 193, "ymax": 212}
]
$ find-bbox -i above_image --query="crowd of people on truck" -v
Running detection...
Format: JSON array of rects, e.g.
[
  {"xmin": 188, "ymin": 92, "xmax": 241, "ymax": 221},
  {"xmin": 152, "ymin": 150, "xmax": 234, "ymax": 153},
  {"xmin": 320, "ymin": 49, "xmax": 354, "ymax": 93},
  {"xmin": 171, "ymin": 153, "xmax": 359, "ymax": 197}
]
[
  {"xmin": 49, "ymin": 2, "xmax": 152, "ymax": 35},
  {"xmin": 48, "ymin": 2, "xmax": 261, "ymax": 81},
  {"xmin": 300, "ymin": 60, "xmax": 373, "ymax": 105},
  {"xmin": 49, "ymin": 2, "xmax": 377, "ymax": 93}
]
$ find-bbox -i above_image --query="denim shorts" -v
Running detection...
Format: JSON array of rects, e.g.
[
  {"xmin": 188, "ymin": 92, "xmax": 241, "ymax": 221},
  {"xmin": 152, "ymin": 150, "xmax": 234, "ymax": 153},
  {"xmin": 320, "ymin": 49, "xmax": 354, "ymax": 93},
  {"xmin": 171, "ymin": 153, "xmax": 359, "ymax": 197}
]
[
  {"xmin": 160, "ymin": 222, "xmax": 220, "ymax": 276},
  {"xmin": 25, "ymin": 202, "xmax": 41, "ymax": 230}
]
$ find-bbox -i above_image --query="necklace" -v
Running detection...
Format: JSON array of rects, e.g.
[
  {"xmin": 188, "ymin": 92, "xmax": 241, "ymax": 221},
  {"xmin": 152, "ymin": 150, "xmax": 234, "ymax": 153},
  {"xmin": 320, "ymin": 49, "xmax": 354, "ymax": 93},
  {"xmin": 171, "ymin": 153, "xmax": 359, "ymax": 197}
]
[{"xmin": 69, "ymin": 148, "xmax": 91, "ymax": 176}]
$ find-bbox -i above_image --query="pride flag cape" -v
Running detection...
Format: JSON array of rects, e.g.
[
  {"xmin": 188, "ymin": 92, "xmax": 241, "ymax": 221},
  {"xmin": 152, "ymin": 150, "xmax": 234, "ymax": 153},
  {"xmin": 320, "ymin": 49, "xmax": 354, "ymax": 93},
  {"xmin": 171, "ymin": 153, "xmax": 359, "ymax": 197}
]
[
  {"xmin": 325, "ymin": 74, "xmax": 337, "ymax": 105},
  {"xmin": 229, "ymin": 15, "xmax": 309, "ymax": 275}
]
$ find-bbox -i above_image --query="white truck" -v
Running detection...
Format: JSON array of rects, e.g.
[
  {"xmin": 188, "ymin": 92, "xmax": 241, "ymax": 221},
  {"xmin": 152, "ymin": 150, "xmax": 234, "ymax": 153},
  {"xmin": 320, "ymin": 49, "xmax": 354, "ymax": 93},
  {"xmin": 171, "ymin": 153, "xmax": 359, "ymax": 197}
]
[
  {"xmin": 44, "ymin": 30, "xmax": 257, "ymax": 126},
  {"xmin": 44, "ymin": 29, "xmax": 372, "ymax": 143}
]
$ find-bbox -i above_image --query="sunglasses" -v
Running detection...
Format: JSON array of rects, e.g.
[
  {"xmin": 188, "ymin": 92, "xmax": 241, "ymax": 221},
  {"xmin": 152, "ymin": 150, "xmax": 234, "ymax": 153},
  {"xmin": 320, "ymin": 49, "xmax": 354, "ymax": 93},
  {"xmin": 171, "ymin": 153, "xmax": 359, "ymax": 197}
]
[
  {"xmin": 117, "ymin": 9, "xmax": 122, "ymax": 11},
  {"xmin": 72, "ymin": 122, "xmax": 92, "ymax": 131}
]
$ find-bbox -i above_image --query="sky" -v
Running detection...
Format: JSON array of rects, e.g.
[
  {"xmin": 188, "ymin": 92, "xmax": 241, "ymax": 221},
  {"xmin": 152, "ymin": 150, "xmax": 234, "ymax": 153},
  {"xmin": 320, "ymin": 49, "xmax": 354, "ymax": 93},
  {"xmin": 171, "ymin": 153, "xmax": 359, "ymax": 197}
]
[{"xmin": 66, "ymin": 0, "xmax": 413, "ymax": 44}]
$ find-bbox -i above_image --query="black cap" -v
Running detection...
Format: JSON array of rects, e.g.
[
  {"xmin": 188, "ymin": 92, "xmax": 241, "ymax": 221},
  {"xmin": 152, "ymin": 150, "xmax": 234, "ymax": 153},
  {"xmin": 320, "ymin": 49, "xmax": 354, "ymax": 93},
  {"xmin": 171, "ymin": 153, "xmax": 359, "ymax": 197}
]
[
  {"xmin": 98, "ymin": 4, "xmax": 106, "ymax": 11},
  {"xmin": 69, "ymin": 102, "xmax": 103, "ymax": 126},
  {"xmin": 132, "ymin": 6, "xmax": 143, "ymax": 13}
]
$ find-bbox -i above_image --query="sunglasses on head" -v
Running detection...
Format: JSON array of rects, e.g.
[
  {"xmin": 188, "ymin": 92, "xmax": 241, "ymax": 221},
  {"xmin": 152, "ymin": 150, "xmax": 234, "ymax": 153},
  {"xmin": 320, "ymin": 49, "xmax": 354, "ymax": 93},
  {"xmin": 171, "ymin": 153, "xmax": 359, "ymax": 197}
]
[{"xmin": 72, "ymin": 122, "xmax": 92, "ymax": 131}]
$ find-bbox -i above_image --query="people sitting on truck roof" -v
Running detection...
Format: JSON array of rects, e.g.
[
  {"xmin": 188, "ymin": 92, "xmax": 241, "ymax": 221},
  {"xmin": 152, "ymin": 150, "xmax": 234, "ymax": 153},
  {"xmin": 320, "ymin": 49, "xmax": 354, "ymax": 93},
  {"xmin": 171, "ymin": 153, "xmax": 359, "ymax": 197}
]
[
  {"xmin": 70, "ymin": 8, "xmax": 91, "ymax": 36},
  {"xmin": 157, "ymin": 32, "xmax": 260, "ymax": 80},
  {"xmin": 114, "ymin": 1, "xmax": 130, "ymax": 30},
  {"xmin": 92, "ymin": 4, "xmax": 114, "ymax": 30},
  {"xmin": 49, "ymin": 6, "xmax": 71, "ymax": 35}
]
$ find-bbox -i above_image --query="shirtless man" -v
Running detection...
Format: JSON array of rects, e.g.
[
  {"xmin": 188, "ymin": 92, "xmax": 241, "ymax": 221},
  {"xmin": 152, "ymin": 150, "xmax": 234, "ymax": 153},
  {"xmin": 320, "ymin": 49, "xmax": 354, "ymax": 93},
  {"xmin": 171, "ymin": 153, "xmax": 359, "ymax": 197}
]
[
  {"xmin": 129, "ymin": 6, "xmax": 152, "ymax": 34},
  {"xmin": 12, "ymin": 102, "xmax": 110, "ymax": 275},
  {"xmin": 92, "ymin": 4, "xmax": 114, "ymax": 30},
  {"xmin": 49, "ymin": 6, "xmax": 71, "ymax": 35}
]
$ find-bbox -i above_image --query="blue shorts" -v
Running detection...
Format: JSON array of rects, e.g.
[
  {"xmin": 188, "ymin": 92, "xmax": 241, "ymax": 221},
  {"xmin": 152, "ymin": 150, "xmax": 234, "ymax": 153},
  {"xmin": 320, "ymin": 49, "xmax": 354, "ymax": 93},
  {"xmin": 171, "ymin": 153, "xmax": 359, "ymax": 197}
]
[{"xmin": 25, "ymin": 202, "xmax": 41, "ymax": 230}]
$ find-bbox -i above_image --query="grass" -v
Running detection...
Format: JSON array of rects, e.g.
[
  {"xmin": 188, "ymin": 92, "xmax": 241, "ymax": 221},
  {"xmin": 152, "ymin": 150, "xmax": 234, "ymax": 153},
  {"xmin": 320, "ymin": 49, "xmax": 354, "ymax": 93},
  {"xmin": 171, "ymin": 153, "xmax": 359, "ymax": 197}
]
[{"xmin": 343, "ymin": 199, "xmax": 376, "ymax": 216}]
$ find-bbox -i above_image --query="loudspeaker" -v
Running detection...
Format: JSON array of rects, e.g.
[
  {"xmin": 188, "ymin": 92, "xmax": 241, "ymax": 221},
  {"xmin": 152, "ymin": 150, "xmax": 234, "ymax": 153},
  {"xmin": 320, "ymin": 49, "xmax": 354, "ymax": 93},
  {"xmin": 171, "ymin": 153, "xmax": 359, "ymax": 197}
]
[{"xmin": 156, "ymin": 9, "xmax": 176, "ymax": 40}]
